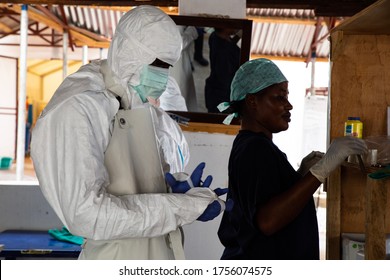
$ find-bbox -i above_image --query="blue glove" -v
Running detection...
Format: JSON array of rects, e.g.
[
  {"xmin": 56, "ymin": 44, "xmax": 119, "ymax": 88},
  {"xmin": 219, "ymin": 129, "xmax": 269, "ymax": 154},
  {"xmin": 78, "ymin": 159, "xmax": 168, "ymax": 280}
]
[
  {"xmin": 197, "ymin": 190, "xmax": 234, "ymax": 222},
  {"xmin": 165, "ymin": 162, "xmax": 234, "ymax": 222},
  {"xmin": 165, "ymin": 162, "xmax": 212, "ymax": 193}
]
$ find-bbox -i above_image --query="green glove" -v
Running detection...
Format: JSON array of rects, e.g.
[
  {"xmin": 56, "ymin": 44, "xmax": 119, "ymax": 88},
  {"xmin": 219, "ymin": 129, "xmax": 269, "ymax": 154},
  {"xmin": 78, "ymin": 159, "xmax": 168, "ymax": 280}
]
[
  {"xmin": 48, "ymin": 226, "xmax": 84, "ymax": 245},
  {"xmin": 368, "ymin": 166, "xmax": 390, "ymax": 180}
]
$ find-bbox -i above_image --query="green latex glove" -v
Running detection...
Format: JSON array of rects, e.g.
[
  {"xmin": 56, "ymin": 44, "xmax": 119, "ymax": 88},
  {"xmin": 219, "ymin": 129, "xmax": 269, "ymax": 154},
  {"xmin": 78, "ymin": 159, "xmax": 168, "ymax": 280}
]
[
  {"xmin": 368, "ymin": 167, "xmax": 390, "ymax": 180},
  {"xmin": 48, "ymin": 226, "xmax": 84, "ymax": 245}
]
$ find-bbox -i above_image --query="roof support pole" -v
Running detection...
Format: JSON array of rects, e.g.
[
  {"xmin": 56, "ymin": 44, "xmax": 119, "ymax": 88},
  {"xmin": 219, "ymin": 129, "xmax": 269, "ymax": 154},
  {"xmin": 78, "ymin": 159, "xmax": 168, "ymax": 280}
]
[
  {"xmin": 310, "ymin": 50, "xmax": 316, "ymax": 96},
  {"xmin": 16, "ymin": 4, "xmax": 28, "ymax": 180},
  {"xmin": 82, "ymin": 45, "xmax": 88, "ymax": 65},
  {"xmin": 62, "ymin": 30, "xmax": 68, "ymax": 79}
]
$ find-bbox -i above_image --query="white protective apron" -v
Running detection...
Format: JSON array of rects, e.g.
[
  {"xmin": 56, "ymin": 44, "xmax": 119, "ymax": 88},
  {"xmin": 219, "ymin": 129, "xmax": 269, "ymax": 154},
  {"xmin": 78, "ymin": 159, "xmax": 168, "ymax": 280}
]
[
  {"xmin": 79, "ymin": 62, "xmax": 185, "ymax": 260},
  {"xmin": 79, "ymin": 108, "xmax": 185, "ymax": 260}
]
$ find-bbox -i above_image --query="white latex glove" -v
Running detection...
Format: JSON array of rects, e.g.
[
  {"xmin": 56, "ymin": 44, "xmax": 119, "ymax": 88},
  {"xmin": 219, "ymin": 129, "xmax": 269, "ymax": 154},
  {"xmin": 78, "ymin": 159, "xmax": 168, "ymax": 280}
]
[
  {"xmin": 297, "ymin": 151, "xmax": 324, "ymax": 176},
  {"xmin": 310, "ymin": 136, "xmax": 368, "ymax": 182}
]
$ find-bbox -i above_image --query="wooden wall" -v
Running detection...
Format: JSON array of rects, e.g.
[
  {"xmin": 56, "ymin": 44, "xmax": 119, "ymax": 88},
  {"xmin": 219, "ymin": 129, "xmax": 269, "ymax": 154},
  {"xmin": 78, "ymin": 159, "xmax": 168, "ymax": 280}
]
[
  {"xmin": 330, "ymin": 33, "xmax": 390, "ymax": 139},
  {"xmin": 327, "ymin": 1, "xmax": 390, "ymax": 258}
]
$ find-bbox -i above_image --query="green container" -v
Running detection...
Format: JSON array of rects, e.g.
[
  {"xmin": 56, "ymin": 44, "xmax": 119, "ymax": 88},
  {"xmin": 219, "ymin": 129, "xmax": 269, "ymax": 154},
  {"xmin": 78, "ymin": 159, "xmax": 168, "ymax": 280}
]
[{"xmin": 0, "ymin": 157, "xmax": 13, "ymax": 170}]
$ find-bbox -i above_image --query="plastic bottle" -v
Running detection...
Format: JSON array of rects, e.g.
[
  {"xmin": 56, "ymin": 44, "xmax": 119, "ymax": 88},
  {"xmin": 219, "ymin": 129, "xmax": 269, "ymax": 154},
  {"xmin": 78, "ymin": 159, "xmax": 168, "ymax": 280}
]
[
  {"xmin": 344, "ymin": 117, "xmax": 363, "ymax": 164},
  {"xmin": 344, "ymin": 117, "xmax": 363, "ymax": 139}
]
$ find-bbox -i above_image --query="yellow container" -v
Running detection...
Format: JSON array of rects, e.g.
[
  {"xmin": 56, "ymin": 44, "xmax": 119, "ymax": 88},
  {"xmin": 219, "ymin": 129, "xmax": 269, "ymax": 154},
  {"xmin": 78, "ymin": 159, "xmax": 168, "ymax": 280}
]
[{"xmin": 344, "ymin": 117, "xmax": 363, "ymax": 139}]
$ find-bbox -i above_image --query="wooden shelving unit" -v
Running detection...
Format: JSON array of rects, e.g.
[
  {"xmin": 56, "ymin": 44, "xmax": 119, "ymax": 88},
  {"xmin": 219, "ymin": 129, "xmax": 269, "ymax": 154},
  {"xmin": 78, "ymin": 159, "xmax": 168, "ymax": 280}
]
[
  {"xmin": 327, "ymin": 163, "xmax": 390, "ymax": 259},
  {"xmin": 326, "ymin": 0, "xmax": 390, "ymax": 259}
]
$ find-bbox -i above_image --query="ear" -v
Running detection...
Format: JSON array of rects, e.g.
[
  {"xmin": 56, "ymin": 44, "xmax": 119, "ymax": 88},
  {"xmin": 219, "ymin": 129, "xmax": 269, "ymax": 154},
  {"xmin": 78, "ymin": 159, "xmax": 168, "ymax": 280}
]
[{"xmin": 245, "ymin": 94, "xmax": 257, "ymax": 109}]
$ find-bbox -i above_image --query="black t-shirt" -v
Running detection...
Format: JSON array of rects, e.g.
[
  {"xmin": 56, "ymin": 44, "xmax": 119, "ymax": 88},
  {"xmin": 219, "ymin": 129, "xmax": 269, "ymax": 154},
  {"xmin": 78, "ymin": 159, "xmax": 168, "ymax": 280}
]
[{"xmin": 218, "ymin": 130, "xmax": 319, "ymax": 259}]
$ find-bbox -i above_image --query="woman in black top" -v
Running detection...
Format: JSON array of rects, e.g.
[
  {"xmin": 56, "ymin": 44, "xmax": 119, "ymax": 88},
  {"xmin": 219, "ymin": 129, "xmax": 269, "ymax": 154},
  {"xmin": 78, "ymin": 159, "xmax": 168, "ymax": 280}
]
[{"xmin": 217, "ymin": 58, "xmax": 367, "ymax": 259}]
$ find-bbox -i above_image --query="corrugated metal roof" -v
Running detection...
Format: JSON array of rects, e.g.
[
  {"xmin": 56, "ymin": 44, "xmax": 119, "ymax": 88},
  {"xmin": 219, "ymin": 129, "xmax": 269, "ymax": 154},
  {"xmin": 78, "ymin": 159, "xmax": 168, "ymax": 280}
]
[
  {"xmin": 247, "ymin": 8, "xmax": 315, "ymax": 18},
  {"xmin": 250, "ymin": 20, "xmax": 330, "ymax": 59},
  {"xmin": 248, "ymin": 8, "xmax": 332, "ymax": 60},
  {"xmin": 52, "ymin": 5, "xmax": 126, "ymax": 39},
  {"xmin": 0, "ymin": 5, "xmax": 335, "ymax": 63}
]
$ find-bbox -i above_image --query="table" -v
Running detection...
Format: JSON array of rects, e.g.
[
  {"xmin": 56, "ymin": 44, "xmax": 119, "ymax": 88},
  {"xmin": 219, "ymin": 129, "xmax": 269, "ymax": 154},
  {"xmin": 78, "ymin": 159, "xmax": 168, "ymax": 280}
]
[{"xmin": 0, "ymin": 230, "xmax": 81, "ymax": 259}]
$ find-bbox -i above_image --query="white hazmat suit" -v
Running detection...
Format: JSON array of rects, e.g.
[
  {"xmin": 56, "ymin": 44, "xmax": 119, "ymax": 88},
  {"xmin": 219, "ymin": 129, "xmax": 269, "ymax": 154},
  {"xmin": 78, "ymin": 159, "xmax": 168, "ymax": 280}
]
[
  {"xmin": 170, "ymin": 26, "xmax": 199, "ymax": 111},
  {"xmin": 31, "ymin": 6, "xmax": 219, "ymax": 260},
  {"xmin": 159, "ymin": 76, "xmax": 188, "ymax": 111}
]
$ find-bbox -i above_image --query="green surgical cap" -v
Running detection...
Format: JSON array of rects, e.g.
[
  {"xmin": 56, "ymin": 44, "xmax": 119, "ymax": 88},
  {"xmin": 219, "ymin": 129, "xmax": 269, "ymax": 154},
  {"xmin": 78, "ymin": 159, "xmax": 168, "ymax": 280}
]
[
  {"xmin": 217, "ymin": 58, "xmax": 288, "ymax": 124},
  {"xmin": 231, "ymin": 58, "xmax": 287, "ymax": 102}
]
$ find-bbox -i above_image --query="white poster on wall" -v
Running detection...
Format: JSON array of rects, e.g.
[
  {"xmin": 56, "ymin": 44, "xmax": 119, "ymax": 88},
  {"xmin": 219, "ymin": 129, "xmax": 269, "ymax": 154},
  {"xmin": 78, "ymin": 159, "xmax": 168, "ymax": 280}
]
[
  {"xmin": 179, "ymin": 0, "xmax": 246, "ymax": 19},
  {"xmin": 0, "ymin": 56, "xmax": 17, "ymax": 159}
]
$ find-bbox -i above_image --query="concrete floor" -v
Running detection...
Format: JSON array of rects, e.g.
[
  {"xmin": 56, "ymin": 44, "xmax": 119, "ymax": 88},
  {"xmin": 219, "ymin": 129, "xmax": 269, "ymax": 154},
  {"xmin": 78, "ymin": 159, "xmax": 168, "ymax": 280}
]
[{"xmin": 0, "ymin": 157, "xmax": 36, "ymax": 182}]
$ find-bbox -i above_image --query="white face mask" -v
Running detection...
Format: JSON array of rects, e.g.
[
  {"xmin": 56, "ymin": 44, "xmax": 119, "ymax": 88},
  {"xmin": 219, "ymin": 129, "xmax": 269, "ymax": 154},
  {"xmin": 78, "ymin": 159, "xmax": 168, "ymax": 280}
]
[{"xmin": 131, "ymin": 65, "xmax": 169, "ymax": 103}]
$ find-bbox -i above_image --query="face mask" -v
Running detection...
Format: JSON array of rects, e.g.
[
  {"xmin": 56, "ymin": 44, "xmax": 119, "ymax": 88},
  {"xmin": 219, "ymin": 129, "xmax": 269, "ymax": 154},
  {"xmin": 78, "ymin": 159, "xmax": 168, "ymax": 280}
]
[{"xmin": 132, "ymin": 64, "xmax": 169, "ymax": 103}]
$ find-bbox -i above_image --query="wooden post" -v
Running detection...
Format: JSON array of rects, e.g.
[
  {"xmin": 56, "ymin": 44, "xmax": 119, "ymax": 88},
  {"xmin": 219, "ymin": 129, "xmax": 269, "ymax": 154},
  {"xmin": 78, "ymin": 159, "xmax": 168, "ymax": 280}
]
[
  {"xmin": 326, "ymin": 166, "xmax": 341, "ymax": 259},
  {"xmin": 365, "ymin": 177, "xmax": 388, "ymax": 259}
]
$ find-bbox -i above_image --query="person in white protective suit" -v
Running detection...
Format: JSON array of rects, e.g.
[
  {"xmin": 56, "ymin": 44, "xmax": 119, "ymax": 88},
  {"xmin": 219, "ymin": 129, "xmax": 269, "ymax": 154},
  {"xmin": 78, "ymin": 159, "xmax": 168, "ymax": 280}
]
[
  {"xmin": 31, "ymin": 5, "xmax": 232, "ymax": 260},
  {"xmin": 170, "ymin": 25, "xmax": 199, "ymax": 111}
]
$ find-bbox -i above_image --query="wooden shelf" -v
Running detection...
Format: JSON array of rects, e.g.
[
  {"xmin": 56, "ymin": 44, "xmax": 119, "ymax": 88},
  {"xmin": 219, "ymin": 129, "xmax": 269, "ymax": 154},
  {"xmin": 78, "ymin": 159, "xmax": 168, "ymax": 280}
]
[
  {"xmin": 167, "ymin": 111, "xmax": 240, "ymax": 135},
  {"xmin": 326, "ymin": 165, "xmax": 390, "ymax": 259},
  {"xmin": 327, "ymin": 0, "xmax": 390, "ymax": 260}
]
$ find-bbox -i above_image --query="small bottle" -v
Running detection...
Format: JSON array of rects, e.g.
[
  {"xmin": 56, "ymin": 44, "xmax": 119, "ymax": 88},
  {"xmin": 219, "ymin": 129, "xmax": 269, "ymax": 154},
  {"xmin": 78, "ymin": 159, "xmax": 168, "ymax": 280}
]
[
  {"xmin": 344, "ymin": 117, "xmax": 363, "ymax": 164},
  {"xmin": 344, "ymin": 117, "xmax": 363, "ymax": 139}
]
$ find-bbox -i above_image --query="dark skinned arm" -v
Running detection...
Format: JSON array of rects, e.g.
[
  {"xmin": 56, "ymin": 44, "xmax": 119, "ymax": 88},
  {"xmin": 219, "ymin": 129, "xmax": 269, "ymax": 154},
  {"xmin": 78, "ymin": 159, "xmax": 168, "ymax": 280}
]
[{"xmin": 255, "ymin": 172, "xmax": 322, "ymax": 236}]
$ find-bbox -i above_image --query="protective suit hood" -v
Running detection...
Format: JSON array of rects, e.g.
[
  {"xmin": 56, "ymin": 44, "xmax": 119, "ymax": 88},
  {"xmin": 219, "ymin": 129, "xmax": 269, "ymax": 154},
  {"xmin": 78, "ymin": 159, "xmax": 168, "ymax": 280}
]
[{"xmin": 107, "ymin": 6, "xmax": 182, "ymax": 108}]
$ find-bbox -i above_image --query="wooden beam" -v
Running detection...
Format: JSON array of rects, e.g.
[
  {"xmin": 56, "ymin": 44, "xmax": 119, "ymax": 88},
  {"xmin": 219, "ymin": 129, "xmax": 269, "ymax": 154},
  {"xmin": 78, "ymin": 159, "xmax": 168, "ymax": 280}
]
[
  {"xmin": 0, "ymin": 1, "xmax": 179, "ymax": 6},
  {"xmin": 0, "ymin": 21, "xmax": 12, "ymax": 32},
  {"xmin": 7, "ymin": 4, "xmax": 110, "ymax": 48},
  {"xmin": 180, "ymin": 122, "xmax": 240, "ymax": 135},
  {"xmin": 250, "ymin": 53, "xmax": 329, "ymax": 63},
  {"xmin": 248, "ymin": 16, "xmax": 318, "ymax": 26},
  {"xmin": 0, "ymin": 6, "xmax": 19, "ymax": 15},
  {"xmin": 70, "ymin": 29, "xmax": 109, "ymax": 48},
  {"xmin": 69, "ymin": 24, "xmax": 110, "ymax": 42},
  {"xmin": 57, "ymin": 5, "xmax": 74, "ymax": 51},
  {"xmin": 6, "ymin": 4, "xmax": 63, "ymax": 33},
  {"xmin": 34, "ymin": 4, "xmax": 66, "ymax": 28}
]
